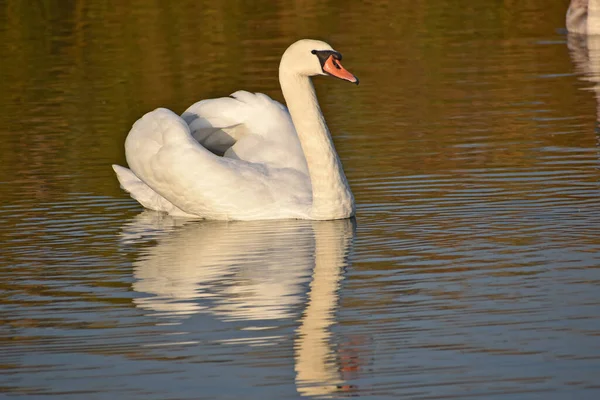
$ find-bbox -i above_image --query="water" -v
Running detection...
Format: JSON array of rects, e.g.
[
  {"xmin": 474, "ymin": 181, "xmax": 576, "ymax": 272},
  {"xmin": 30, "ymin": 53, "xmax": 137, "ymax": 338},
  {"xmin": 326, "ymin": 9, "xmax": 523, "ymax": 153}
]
[{"xmin": 1, "ymin": 1, "xmax": 600, "ymax": 398}]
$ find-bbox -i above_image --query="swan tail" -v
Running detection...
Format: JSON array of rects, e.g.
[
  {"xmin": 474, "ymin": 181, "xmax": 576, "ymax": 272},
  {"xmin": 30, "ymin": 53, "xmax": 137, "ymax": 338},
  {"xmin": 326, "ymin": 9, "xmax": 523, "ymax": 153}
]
[{"xmin": 112, "ymin": 164, "xmax": 195, "ymax": 217}]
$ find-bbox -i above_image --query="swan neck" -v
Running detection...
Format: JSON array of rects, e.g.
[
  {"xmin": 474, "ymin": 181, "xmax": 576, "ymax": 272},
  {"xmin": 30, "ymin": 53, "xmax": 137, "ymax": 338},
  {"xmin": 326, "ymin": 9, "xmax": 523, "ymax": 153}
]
[{"xmin": 279, "ymin": 71, "xmax": 354, "ymax": 220}]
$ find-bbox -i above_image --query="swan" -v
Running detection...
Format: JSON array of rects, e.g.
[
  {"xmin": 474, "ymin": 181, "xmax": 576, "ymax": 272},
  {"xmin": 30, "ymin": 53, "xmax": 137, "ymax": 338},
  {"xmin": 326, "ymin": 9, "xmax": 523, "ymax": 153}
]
[
  {"xmin": 567, "ymin": 0, "xmax": 600, "ymax": 34},
  {"xmin": 112, "ymin": 39, "xmax": 358, "ymax": 221}
]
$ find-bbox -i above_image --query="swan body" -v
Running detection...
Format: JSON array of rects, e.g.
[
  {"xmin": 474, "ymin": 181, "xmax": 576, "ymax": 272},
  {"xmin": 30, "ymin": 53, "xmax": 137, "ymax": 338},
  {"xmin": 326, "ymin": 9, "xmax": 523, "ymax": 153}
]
[
  {"xmin": 113, "ymin": 39, "xmax": 358, "ymax": 221},
  {"xmin": 567, "ymin": 0, "xmax": 600, "ymax": 34}
]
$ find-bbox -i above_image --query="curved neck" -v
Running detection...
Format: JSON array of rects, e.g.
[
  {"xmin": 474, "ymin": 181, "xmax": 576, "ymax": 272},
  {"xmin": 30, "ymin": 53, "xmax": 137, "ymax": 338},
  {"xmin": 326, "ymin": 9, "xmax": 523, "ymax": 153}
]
[{"xmin": 279, "ymin": 70, "xmax": 354, "ymax": 219}]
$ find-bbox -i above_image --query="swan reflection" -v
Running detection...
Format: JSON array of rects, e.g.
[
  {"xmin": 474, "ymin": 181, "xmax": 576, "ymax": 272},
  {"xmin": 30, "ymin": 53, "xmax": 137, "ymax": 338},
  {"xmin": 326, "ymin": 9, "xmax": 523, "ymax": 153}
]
[
  {"xmin": 567, "ymin": 33, "xmax": 600, "ymax": 123},
  {"xmin": 122, "ymin": 212, "xmax": 355, "ymax": 396}
]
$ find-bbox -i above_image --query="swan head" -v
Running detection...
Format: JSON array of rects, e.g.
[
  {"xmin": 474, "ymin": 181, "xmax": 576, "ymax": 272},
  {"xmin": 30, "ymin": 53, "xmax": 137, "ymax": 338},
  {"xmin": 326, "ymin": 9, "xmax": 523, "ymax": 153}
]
[{"xmin": 280, "ymin": 39, "xmax": 359, "ymax": 85}]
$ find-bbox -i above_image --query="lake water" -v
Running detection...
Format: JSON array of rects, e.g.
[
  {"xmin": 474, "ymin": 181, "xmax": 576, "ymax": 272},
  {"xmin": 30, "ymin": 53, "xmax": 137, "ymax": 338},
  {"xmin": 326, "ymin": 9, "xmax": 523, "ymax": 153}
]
[{"xmin": 1, "ymin": 1, "xmax": 600, "ymax": 399}]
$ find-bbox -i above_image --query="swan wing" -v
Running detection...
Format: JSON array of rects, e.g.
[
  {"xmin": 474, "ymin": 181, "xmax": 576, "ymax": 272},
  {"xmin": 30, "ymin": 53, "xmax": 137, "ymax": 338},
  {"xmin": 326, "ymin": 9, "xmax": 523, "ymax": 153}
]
[
  {"xmin": 118, "ymin": 107, "xmax": 311, "ymax": 220},
  {"xmin": 181, "ymin": 93, "xmax": 254, "ymax": 156},
  {"xmin": 182, "ymin": 91, "xmax": 309, "ymax": 174}
]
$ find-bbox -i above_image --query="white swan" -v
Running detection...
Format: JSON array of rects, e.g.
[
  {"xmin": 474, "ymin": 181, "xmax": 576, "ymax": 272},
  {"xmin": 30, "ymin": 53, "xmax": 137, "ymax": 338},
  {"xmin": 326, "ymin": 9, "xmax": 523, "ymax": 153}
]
[
  {"xmin": 112, "ymin": 39, "xmax": 358, "ymax": 221},
  {"xmin": 567, "ymin": 0, "xmax": 600, "ymax": 34}
]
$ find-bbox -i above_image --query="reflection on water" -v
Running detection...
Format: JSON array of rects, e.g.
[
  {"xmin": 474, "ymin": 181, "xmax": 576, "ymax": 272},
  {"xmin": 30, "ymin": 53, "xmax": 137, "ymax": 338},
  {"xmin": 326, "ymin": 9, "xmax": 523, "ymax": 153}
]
[
  {"xmin": 568, "ymin": 33, "xmax": 600, "ymax": 122},
  {"xmin": 123, "ymin": 213, "xmax": 355, "ymax": 396},
  {"xmin": 126, "ymin": 214, "xmax": 314, "ymax": 321}
]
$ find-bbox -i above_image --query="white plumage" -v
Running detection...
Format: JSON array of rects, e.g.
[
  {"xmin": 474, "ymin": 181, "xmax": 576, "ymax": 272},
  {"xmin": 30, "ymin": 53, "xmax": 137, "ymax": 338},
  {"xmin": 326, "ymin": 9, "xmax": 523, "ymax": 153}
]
[
  {"xmin": 567, "ymin": 0, "xmax": 600, "ymax": 35},
  {"xmin": 113, "ymin": 39, "xmax": 357, "ymax": 220}
]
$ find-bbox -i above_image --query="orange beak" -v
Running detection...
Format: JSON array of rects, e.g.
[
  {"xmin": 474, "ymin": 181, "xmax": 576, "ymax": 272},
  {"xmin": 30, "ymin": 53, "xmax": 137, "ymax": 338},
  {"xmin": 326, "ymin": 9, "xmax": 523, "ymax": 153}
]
[{"xmin": 322, "ymin": 55, "xmax": 359, "ymax": 85}]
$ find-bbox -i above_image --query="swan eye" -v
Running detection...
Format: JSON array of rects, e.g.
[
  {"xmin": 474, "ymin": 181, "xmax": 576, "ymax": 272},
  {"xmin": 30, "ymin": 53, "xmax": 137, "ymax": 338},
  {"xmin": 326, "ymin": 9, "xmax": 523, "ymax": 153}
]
[{"xmin": 311, "ymin": 50, "xmax": 316, "ymax": 54}]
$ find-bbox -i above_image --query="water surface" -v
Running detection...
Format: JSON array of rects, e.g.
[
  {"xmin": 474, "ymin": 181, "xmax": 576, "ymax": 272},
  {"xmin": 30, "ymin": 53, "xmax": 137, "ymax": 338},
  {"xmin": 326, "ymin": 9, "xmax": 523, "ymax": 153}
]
[{"xmin": 1, "ymin": 1, "xmax": 600, "ymax": 399}]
